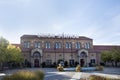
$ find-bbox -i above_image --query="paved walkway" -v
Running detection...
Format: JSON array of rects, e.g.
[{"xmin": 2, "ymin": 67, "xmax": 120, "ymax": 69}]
[{"xmin": 0, "ymin": 67, "xmax": 120, "ymax": 80}]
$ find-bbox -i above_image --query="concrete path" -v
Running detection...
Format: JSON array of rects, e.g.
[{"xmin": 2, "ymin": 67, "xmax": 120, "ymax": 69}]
[{"xmin": 0, "ymin": 67, "xmax": 120, "ymax": 80}]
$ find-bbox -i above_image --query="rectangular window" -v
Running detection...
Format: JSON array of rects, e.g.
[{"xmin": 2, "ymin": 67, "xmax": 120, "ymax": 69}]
[
  {"xmin": 69, "ymin": 59, "xmax": 74, "ymax": 66},
  {"xmin": 46, "ymin": 60, "xmax": 52, "ymax": 66},
  {"xmin": 90, "ymin": 59, "xmax": 95, "ymax": 63}
]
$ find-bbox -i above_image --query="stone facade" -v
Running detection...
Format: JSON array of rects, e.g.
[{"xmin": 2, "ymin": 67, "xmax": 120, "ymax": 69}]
[{"xmin": 19, "ymin": 34, "xmax": 119, "ymax": 67}]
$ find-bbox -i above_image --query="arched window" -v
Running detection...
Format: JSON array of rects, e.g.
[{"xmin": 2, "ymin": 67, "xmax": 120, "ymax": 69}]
[
  {"xmin": 34, "ymin": 42, "xmax": 40, "ymax": 48},
  {"xmin": 33, "ymin": 52, "xmax": 40, "ymax": 58},
  {"xmin": 54, "ymin": 42, "xmax": 61, "ymax": 48},
  {"xmin": 80, "ymin": 52, "xmax": 87, "ymax": 57},
  {"xmin": 87, "ymin": 42, "xmax": 90, "ymax": 49},
  {"xmin": 66, "ymin": 42, "xmax": 72, "ymax": 48},
  {"xmin": 84, "ymin": 42, "xmax": 90, "ymax": 49},
  {"xmin": 76, "ymin": 42, "xmax": 81, "ymax": 49},
  {"xmin": 45, "ymin": 42, "xmax": 51, "ymax": 48},
  {"xmin": 90, "ymin": 59, "xmax": 95, "ymax": 63}
]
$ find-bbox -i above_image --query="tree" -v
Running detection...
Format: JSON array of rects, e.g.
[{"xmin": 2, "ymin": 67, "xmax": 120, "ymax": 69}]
[
  {"xmin": 0, "ymin": 37, "xmax": 9, "ymax": 48},
  {"xmin": 6, "ymin": 44, "xmax": 23, "ymax": 68},
  {"xmin": 0, "ymin": 37, "xmax": 9, "ymax": 69},
  {"xmin": 101, "ymin": 46, "xmax": 120, "ymax": 67},
  {"xmin": 101, "ymin": 50, "xmax": 113, "ymax": 66},
  {"xmin": 111, "ymin": 47, "xmax": 120, "ymax": 67},
  {"xmin": 0, "ymin": 37, "xmax": 23, "ymax": 69},
  {"xmin": 101, "ymin": 51, "xmax": 112, "ymax": 62},
  {"xmin": 6, "ymin": 44, "xmax": 23, "ymax": 63}
]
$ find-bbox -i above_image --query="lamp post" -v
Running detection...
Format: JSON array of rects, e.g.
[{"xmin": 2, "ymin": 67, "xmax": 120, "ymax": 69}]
[
  {"xmin": 54, "ymin": 47, "xmax": 56, "ymax": 64},
  {"xmin": 62, "ymin": 33, "xmax": 65, "ymax": 62},
  {"xmin": 71, "ymin": 41, "xmax": 74, "ymax": 66}
]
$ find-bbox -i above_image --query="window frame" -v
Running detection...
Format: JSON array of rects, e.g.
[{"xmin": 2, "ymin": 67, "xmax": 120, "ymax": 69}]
[
  {"xmin": 34, "ymin": 42, "xmax": 41, "ymax": 48},
  {"xmin": 76, "ymin": 42, "xmax": 81, "ymax": 49},
  {"xmin": 45, "ymin": 42, "xmax": 51, "ymax": 48}
]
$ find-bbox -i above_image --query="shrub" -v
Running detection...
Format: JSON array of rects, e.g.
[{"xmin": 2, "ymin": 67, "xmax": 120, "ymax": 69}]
[
  {"xmin": 96, "ymin": 66, "xmax": 103, "ymax": 71},
  {"xmin": 75, "ymin": 61, "xmax": 79, "ymax": 66},
  {"xmin": 64, "ymin": 61, "xmax": 68, "ymax": 67},
  {"xmin": 76, "ymin": 65, "xmax": 81, "ymax": 72},
  {"xmin": 89, "ymin": 75, "xmax": 120, "ymax": 80},
  {"xmin": 57, "ymin": 64, "xmax": 64, "ymax": 71},
  {"xmin": 2, "ymin": 70, "xmax": 44, "ymax": 80},
  {"xmin": 53, "ymin": 62, "xmax": 57, "ymax": 67},
  {"xmin": 41, "ymin": 62, "xmax": 46, "ymax": 68},
  {"xmin": 34, "ymin": 71, "xmax": 44, "ymax": 80}
]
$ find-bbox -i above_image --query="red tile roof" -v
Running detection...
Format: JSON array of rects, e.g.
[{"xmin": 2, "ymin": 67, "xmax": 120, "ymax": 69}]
[
  {"xmin": 89, "ymin": 45, "xmax": 120, "ymax": 53},
  {"xmin": 93, "ymin": 45, "xmax": 120, "ymax": 50}
]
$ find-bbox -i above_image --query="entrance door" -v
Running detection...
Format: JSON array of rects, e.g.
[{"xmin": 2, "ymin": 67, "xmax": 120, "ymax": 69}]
[
  {"xmin": 34, "ymin": 59, "xmax": 39, "ymax": 67},
  {"xmin": 80, "ymin": 59, "xmax": 84, "ymax": 67}
]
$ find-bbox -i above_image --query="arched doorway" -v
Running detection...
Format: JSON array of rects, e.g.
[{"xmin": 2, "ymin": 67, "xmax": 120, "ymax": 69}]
[
  {"xmin": 80, "ymin": 51, "xmax": 87, "ymax": 67},
  {"xmin": 33, "ymin": 52, "xmax": 41, "ymax": 67}
]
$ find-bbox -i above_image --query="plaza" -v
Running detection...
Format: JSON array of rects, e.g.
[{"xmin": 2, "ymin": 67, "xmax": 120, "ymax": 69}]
[{"xmin": 0, "ymin": 67, "xmax": 120, "ymax": 80}]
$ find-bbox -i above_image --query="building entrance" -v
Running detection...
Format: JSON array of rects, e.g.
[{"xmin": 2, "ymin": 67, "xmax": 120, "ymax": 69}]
[
  {"xmin": 80, "ymin": 59, "xmax": 84, "ymax": 67},
  {"xmin": 34, "ymin": 59, "xmax": 39, "ymax": 67},
  {"xmin": 33, "ymin": 52, "xmax": 41, "ymax": 67}
]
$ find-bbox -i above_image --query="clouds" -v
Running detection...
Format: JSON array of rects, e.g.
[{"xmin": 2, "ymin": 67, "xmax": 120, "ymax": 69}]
[{"xmin": 0, "ymin": 0, "xmax": 120, "ymax": 45}]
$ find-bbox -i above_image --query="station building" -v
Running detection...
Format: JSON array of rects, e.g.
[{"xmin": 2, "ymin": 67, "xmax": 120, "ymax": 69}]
[{"xmin": 19, "ymin": 34, "xmax": 119, "ymax": 67}]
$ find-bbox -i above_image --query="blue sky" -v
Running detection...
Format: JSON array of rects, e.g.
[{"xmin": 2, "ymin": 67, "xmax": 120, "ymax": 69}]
[{"xmin": 0, "ymin": 0, "xmax": 120, "ymax": 45}]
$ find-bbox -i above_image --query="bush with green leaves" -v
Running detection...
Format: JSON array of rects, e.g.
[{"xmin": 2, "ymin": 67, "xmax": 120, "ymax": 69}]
[
  {"xmin": 41, "ymin": 62, "xmax": 46, "ymax": 68},
  {"xmin": 2, "ymin": 70, "xmax": 44, "ymax": 80}
]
